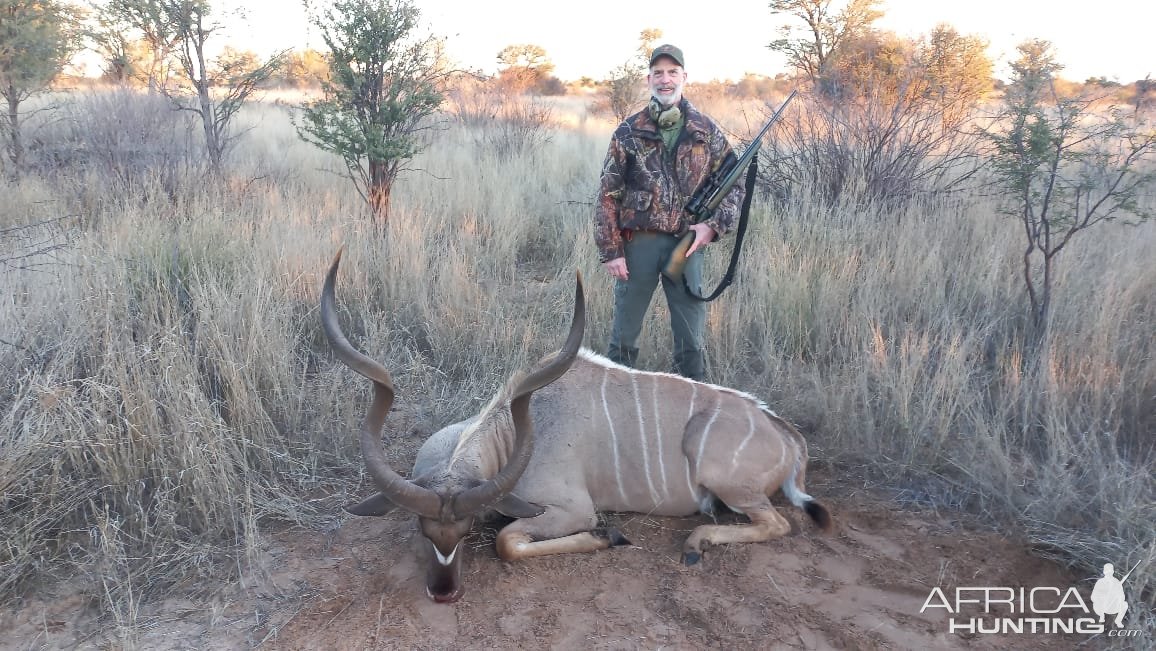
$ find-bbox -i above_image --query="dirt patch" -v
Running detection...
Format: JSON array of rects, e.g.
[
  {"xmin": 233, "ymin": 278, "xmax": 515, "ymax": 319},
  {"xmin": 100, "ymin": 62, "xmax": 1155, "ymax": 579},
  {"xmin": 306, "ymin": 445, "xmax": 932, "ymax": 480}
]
[{"xmin": 2, "ymin": 472, "xmax": 1099, "ymax": 650}]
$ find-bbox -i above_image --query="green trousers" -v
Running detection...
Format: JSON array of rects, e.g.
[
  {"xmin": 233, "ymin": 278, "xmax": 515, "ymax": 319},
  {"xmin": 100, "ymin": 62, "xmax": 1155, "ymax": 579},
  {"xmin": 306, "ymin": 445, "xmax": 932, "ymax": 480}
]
[{"xmin": 608, "ymin": 231, "xmax": 707, "ymax": 381}]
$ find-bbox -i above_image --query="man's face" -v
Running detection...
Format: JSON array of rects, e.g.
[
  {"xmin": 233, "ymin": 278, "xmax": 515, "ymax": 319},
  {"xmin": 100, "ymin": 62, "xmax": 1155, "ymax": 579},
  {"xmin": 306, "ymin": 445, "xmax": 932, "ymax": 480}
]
[{"xmin": 647, "ymin": 57, "xmax": 687, "ymax": 106}]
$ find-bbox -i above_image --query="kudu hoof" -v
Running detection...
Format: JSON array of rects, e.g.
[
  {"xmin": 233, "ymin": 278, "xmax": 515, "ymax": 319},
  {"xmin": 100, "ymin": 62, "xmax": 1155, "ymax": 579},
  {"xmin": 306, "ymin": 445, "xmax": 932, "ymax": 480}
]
[{"xmin": 593, "ymin": 527, "xmax": 632, "ymax": 547}]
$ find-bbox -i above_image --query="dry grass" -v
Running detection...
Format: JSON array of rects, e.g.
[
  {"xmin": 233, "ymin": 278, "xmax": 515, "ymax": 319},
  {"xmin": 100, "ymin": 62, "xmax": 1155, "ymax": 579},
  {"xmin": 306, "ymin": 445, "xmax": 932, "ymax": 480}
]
[{"xmin": 1, "ymin": 89, "xmax": 1152, "ymax": 645}]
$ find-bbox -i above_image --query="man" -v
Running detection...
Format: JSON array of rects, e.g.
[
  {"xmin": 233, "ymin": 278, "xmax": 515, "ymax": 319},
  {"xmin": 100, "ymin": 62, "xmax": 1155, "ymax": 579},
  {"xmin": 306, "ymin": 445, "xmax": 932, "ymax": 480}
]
[{"xmin": 594, "ymin": 44, "xmax": 745, "ymax": 381}]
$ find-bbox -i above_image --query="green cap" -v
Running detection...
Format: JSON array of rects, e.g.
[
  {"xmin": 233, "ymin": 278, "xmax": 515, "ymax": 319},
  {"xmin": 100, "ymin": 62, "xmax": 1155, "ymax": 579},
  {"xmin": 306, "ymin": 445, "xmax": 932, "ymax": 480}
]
[{"xmin": 649, "ymin": 44, "xmax": 685, "ymax": 68}]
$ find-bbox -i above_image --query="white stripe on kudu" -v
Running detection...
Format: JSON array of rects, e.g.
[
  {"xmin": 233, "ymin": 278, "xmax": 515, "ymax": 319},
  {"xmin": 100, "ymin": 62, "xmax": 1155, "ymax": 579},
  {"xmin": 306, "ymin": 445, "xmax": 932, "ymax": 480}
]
[
  {"xmin": 650, "ymin": 376, "xmax": 669, "ymax": 500},
  {"xmin": 732, "ymin": 409, "xmax": 756, "ymax": 469},
  {"xmin": 774, "ymin": 427, "xmax": 787, "ymax": 471},
  {"xmin": 687, "ymin": 382, "xmax": 698, "ymax": 420},
  {"xmin": 697, "ymin": 395, "xmax": 722, "ymax": 470},
  {"xmin": 601, "ymin": 368, "xmax": 628, "ymax": 504},
  {"xmin": 630, "ymin": 374, "xmax": 660, "ymax": 505},
  {"xmin": 684, "ymin": 382, "xmax": 698, "ymax": 500}
]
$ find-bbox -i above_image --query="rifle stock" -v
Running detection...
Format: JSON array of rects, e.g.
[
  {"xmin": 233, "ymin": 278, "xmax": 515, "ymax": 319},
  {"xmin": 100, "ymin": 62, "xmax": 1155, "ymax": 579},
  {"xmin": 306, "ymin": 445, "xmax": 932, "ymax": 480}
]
[{"xmin": 662, "ymin": 231, "xmax": 696, "ymax": 281}]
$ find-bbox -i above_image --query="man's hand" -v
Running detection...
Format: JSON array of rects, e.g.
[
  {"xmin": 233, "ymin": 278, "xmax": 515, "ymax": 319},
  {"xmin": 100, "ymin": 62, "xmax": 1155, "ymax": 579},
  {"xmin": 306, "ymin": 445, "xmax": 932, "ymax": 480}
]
[
  {"xmin": 603, "ymin": 257, "xmax": 629, "ymax": 281},
  {"xmin": 685, "ymin": 223, "xmax": 717, "ymax": 257}
]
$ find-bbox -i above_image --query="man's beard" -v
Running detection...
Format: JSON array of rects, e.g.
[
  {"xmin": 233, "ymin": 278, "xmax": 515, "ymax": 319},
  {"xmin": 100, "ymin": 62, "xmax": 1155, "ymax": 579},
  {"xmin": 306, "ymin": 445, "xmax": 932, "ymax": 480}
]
[{"xmin": 649, "ymin": 81, "xmax": 683, "ymax": 107}]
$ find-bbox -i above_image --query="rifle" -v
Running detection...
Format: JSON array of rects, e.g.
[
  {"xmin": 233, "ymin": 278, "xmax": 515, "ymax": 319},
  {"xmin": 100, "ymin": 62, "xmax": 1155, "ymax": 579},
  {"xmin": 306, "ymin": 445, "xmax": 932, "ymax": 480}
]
[
  {"xmin": 1118, "ymin": 558, "xmax": 1143, "ymax": 583},
  {"xmin": 661, "ymin": 89, "xmax": 797, "ymax": 287}
]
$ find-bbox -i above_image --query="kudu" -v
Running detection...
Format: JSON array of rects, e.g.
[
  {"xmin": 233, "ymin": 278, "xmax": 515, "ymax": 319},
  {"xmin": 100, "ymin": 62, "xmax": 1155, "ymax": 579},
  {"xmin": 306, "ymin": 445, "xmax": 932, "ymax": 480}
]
[{"xmin": 322, "ymin": 250, "xmax": 832, "ymax": 603}]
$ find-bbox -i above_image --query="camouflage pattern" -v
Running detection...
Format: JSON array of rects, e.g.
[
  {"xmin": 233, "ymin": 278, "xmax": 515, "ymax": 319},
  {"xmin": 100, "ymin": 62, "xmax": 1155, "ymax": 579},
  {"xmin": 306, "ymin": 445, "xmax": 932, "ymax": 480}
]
[{"xmin": 594, "ymin": 99, "xmax": 745, "ymax": 263}]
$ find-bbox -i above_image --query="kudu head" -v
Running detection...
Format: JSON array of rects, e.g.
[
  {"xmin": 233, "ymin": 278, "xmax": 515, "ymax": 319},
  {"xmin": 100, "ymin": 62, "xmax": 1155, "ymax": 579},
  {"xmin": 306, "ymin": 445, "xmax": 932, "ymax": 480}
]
[{"xmin": 320, "ymin": 248, "xmax": 585, "ymax": 603}]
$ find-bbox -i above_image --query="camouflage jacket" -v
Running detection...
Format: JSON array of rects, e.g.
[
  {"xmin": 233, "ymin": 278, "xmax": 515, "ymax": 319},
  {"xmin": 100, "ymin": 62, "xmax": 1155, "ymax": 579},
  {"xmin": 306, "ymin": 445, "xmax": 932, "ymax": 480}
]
[{"xmin": 594, "ymin": 99, "xmax": 745, "ymax": 263}]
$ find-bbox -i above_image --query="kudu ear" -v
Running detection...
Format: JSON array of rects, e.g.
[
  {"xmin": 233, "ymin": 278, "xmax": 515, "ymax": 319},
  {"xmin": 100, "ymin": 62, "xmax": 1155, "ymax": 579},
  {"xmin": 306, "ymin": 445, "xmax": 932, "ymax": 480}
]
[
  {"xmin": 492, "ymin": 493, "xmax": 546, "ymax": 519},
  {"xmin": 345, "ymin": 492, "xmax": 400, "ymax": 517}
]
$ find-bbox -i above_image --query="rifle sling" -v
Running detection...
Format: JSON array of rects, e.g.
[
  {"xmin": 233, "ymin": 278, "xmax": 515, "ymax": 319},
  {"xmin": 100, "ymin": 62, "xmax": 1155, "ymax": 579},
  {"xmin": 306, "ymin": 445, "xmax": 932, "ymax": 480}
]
[{"xmin": 684, "ymin": 154, "xmax": 758, "ymax": 302}]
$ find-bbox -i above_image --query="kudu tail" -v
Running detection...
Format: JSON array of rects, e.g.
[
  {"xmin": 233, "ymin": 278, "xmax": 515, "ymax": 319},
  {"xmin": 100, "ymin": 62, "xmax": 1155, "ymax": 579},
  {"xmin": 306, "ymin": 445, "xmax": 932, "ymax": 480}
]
[
  {"xmin": 803, "ymin": 499, "xmax": 833, "ymax": 532},
  {"xmin": 782, "ymin": 458, "xmax": 833, "ymax": 533},
  {"xmin": 766, "ymin": 411, "xmax": 833, "ymax": 533}
]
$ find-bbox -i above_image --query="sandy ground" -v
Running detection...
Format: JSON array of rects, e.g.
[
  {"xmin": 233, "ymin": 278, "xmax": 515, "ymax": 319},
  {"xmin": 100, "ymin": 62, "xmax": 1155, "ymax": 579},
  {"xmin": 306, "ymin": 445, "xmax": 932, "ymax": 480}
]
[{"xmin": 3, "ymin": 467, "xmax": 1099, "ymax": 651}]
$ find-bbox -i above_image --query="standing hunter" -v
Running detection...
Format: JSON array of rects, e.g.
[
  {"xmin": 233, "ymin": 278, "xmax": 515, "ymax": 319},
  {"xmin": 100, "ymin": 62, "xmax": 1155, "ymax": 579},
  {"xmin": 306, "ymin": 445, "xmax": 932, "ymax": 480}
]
[{"xmin": 595, "ymin": 44, "xmax": 745, "ymax": 381}]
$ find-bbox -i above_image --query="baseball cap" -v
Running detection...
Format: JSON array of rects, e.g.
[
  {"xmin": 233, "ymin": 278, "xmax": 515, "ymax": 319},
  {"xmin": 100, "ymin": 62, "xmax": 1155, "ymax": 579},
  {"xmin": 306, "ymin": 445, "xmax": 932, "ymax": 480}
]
[{"xmin": 649, "ymin": 44, "xmax": 685, "ymax": 68}]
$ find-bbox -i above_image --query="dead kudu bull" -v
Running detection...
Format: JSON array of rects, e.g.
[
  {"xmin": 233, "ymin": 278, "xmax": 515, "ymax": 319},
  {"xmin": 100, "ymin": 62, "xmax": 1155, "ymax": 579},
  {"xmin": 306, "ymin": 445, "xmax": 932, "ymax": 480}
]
[{"xmin": 321, "ymin": 251, "xmax": 832, "ymax": 603}]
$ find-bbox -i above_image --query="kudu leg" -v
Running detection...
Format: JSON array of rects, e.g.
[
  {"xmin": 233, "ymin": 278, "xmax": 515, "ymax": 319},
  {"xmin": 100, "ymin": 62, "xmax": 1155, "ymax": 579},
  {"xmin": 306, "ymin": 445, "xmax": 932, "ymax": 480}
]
[
  {"xmin": 681, "ymin": 498, "xmax": 792, "ymax": 565},
  {"xmin": 495, "ymin": 504, "xmax": 630, "ymax": 561}
]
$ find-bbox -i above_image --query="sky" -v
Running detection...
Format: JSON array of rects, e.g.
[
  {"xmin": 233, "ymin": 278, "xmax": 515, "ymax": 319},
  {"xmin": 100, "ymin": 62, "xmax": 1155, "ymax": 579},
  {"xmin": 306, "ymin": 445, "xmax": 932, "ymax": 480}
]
[{"xmin": 228, "ymin": 0, "xmax": 1154, "ymax": 83}]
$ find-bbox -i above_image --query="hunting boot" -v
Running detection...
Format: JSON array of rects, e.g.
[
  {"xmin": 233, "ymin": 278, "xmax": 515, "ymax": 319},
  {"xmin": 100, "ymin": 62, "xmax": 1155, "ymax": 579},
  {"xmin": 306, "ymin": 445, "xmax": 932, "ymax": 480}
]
[{"xmin": 673, "ymin": 348, "xmax": 706, "ymax": 382}]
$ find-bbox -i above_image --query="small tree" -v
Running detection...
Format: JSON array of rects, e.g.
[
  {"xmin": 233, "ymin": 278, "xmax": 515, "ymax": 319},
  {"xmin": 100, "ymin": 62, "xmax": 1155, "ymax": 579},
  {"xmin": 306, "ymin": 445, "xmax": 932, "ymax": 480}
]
[
  {"xmin": 162, "ymin": 1, "xmax": 285, "ymax": 174},
  {"xmin": 914, "ymin": 24, "xmax": 992, "ymax": 128},
  {"xmin": 764, "ymin": 22, "xmax": 992, "ymax": 206},
  {"xmin": 86, "ymin": 5, "xmax": 135, "ymax": 84},
  {"xmin": 768, "ymin": 0, "xmax": 882, "ymax": 87},
  {"xmin": 296, "ymin": 0, "xmax": 447, "ymax": 225},
  {"xmin": 273, "ymin": 48, "xmax": 328, "ymax": 88},
  {"xmin": 495, "ymin": 43, "xmax": 554, "ymax": 94},
  {"xmin": 984, "ymin": 39, "xmax": 1156, "ymax": 336},
  {"xmin": 597, "ymin": 28, "xmax": 661, "ymax": 122},
  {"xmin": 1134, "ymin": 76, "xmax": 1153, "ymax": 114},
  {"xmin": 601, "ymin": 61, "xmax": 643, "ymax": 122},
  {"xmin": 0, "ymin": 0, "xmax": 80, "ymax": 177},
  {"xmin": 93, "ymin": 0, "xmax": 180, "ymax": 91}
]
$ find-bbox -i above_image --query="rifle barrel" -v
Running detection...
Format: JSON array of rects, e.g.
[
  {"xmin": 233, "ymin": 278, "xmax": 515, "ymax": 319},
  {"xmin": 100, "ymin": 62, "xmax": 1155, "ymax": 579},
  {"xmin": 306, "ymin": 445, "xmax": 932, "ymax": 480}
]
[
  {"xmin": 732, "ymin": 88, "xmax": 797, "ymax": 171},
  {"xmin": 1119, "ymin": 558, "xmax": 1143, "ymax": 583},
  {"xmin": 703, "ymin": 89, "xmax": 797, "ymax": 214}
]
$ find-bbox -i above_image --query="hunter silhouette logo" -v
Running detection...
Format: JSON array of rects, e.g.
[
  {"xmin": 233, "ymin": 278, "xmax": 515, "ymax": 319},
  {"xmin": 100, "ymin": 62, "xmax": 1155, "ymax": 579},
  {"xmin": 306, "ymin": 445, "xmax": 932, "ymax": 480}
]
[
  {"xmin": 1091, "ymin": 561, "xmax": 1139, "ymax": 628},
  {"xmin": 920, "ymin": 558, "xmax": 1147, "ymax": 637}
]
